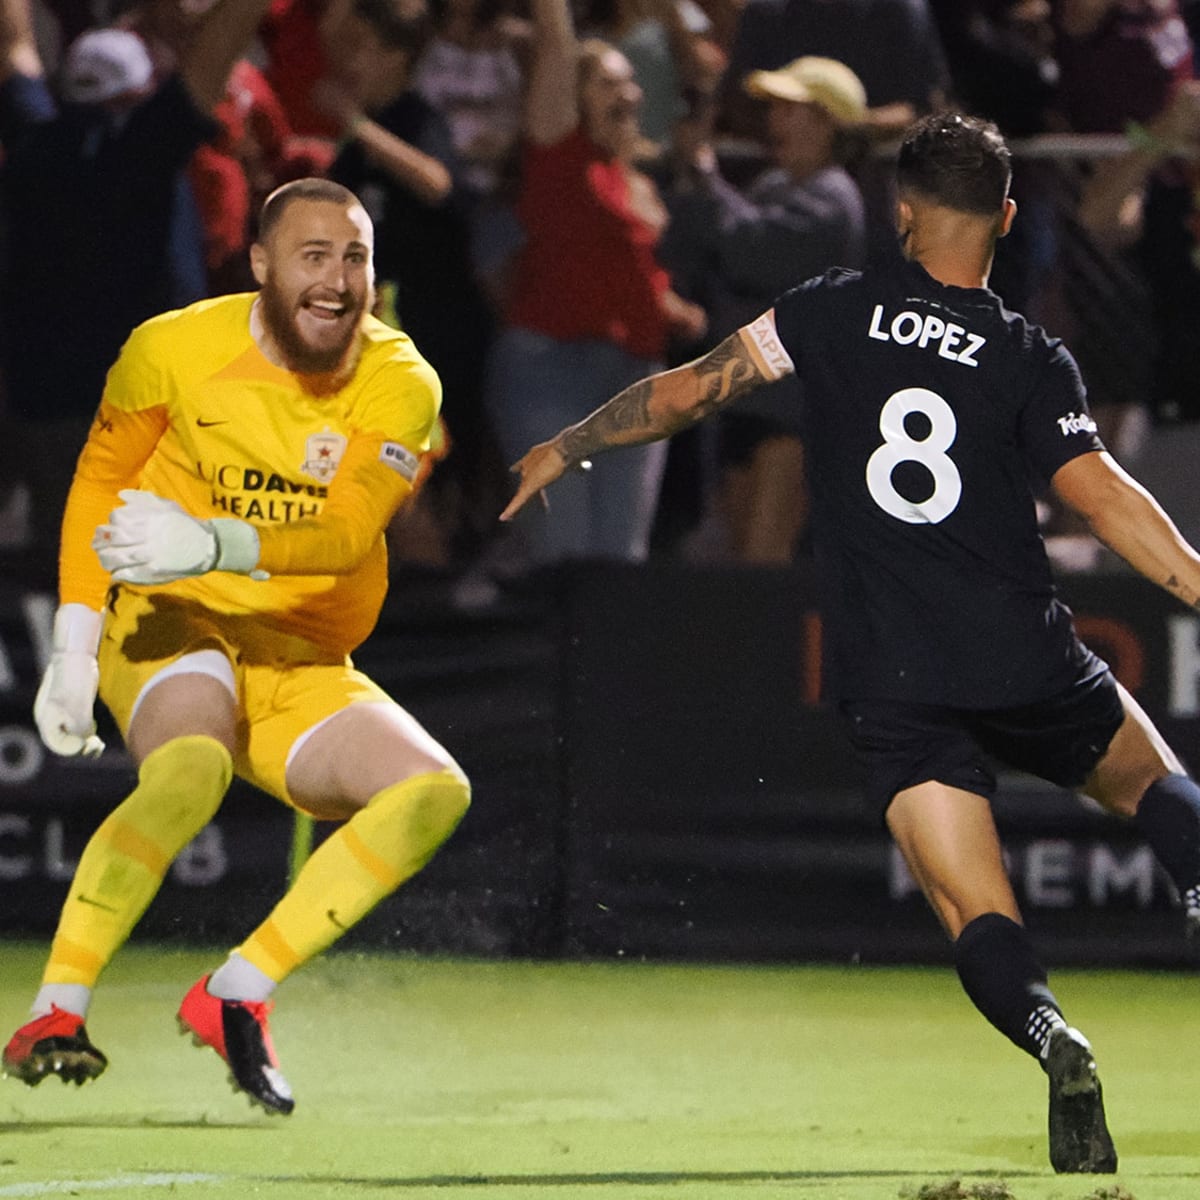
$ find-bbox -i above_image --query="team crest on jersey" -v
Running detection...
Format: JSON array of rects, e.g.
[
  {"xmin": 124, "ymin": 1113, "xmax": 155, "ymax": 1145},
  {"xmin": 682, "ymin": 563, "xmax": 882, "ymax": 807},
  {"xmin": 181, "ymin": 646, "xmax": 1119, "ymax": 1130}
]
[{"xmin": 301, "ymin": 430, "xmax": 347, "ymax": 483}]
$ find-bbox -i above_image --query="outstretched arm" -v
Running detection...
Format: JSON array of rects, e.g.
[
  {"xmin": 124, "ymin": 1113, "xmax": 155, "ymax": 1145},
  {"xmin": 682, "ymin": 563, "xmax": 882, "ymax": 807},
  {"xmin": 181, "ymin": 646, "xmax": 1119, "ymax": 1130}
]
[
  {"xmin": 1053, "ymin": 450, "xmax": 1200, "ymax": 609},
  {"xmin": 524, "ymin": 0, "xmax": 579, "ymax": 145},
  {"xmin": 1077, "ymin": 82, "xmax": 1200, "ymax": 251},
  {"xmin": 313, "ymin": 78, "xmax": 453, "ymax": 206},
  {"xmin": 179, "ymin": 0, "xmax": 277, "ymax": 114},
  {"xmin": 0, "ymin": 0, "xmax": 40, "ymax": 82},
  {"xmin": 500, "ymin": 319, "xmax": 785, "ymax": 520}
]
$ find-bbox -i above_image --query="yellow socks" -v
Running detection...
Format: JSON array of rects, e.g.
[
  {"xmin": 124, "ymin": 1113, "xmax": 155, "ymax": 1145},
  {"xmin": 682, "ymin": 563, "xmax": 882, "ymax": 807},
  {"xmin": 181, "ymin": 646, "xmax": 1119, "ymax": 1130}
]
[
  {"xmin": 237, "ymin": 768, "xmax": 470, "ymax": 982},
  {"xmin": 43, "ymin": 736, "xmax": 232, "ymax": 988}
]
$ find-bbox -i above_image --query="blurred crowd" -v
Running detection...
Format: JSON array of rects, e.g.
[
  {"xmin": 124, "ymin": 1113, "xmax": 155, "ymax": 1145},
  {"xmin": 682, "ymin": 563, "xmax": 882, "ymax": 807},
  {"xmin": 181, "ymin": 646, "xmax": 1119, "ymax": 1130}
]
[{"xmin": 3, "ymin": 0, "xmax": 1200, "ymax": 584}]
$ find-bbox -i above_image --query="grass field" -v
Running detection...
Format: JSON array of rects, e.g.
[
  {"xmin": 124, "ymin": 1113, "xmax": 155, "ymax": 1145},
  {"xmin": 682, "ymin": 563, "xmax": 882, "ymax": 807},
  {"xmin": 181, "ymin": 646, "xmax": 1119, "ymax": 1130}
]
[{"xmin": 0, "ymin": 942, "xmax": 1197, "ymax": 1200}]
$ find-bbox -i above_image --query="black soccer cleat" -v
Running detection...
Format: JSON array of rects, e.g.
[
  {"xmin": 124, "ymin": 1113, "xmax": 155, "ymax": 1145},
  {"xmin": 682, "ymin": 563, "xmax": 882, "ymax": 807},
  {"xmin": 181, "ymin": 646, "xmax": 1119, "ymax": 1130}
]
[
  {"xmin": 2, "ymin": 1005, "xmax": 108, "ymax": 1087},
  {"xmin": 177, "ymin": 975, "xmax": 294, "ymax": 1115},
  {"xmin": 1045, "ymin": 1026, "xmax": 1117, "ymax": 1174}
]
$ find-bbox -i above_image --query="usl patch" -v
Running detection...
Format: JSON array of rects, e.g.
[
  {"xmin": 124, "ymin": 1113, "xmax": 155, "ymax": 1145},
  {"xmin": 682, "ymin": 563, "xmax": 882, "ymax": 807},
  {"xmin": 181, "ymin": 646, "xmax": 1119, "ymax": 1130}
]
[{"xmin": 380, "ymin": 441, "xmax": 419, "ymax": 481}]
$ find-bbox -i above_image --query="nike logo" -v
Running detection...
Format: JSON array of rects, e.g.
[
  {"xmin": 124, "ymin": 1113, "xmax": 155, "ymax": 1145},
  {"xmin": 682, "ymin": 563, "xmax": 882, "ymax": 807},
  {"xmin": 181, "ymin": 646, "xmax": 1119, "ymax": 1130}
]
[
  {"xmin": 76, "ymin": 893, "xmax": 119, "ymax": 913},
  {"xmin": 327, "ymin": 909, "xmax": 346, "ymax": 930},
  {"xmin": 196, "ymin": 418, "xmax": 229, "ymax": 428}
]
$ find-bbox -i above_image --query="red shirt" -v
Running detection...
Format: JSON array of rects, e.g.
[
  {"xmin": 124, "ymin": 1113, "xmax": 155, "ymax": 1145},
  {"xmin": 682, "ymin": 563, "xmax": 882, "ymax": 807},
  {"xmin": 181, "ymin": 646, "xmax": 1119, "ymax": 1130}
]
[
  {"xmin": 259, "ymin": 0, "xmax": 342, "ymax": 139},
  {"xmin": 506, "ymin": 127, "xmax": 671, "ymax": 360},
  {"xmin": 1055, "ymin": 0, "xmax": 1194, "ymax": 133}
]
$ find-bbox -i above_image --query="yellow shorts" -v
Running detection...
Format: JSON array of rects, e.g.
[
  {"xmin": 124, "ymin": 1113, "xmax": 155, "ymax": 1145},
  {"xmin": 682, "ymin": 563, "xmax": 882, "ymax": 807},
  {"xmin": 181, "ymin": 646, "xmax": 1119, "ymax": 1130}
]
[{"xmin": 98, "ymin": 588, "xmax": 397, "ymax": 806}]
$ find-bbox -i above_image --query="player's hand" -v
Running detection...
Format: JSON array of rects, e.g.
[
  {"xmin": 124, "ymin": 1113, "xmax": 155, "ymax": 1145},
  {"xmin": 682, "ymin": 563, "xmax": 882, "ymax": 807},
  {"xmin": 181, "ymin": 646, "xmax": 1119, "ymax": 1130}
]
[
  {"xmin": 94, "ymin": 490, "xmax": 219, "ymax": 584},
  {"xmin": 499, "ymin": 441, "xmax": 581, "ymax": 522},
  {"xmin": 34, "ymin": 604, "xmax": 104, "ymax": 758},
  {"xmin": 94, "ymin": 490, "xmax": 266, "ymax": 584}
]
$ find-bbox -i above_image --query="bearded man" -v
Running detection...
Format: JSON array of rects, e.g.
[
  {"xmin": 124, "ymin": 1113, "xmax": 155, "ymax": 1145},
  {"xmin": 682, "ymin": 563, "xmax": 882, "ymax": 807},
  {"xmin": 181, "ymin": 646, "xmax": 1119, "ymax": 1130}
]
[{"xmin": 2, "ymin": 177, "xmax": 470, "ymax": 1117}]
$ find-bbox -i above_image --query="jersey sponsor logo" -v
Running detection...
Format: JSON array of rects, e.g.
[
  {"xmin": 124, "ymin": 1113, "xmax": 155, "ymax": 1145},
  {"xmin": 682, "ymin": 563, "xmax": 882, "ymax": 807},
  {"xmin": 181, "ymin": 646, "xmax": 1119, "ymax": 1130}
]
[
  {"xmin": 198, "ymin": 460, "xmax": 329, "ymax": 522},
  {"xmin": 210, "ymin": 494, "xmax": 321, "ymax": 521},
  {"xmin": 379, "ymin": 441, "xmax": 419, "ymax": 481},
  {"xmin": 867, "ymin": 304, "xmax": 986, "ymax": 367},
  {"xmin": 1057, "ymin": 411, "xmax": 1098, "ymax": 437},
  {"xmin": 746, "ymin": 313, "xmax": 795, "ymax": 379},
  {"xmin": 300, "ymin": 429, "xmax": 347, "ymax": 483},
  {"xmin": 199, "ymin": 462, "xmax": 328, "ymax": 497}
]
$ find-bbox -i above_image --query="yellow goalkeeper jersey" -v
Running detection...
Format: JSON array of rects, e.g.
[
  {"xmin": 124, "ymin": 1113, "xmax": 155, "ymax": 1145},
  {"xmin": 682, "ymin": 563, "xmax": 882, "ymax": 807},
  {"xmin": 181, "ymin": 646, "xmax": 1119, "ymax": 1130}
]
[{"xmin": 60, "ymin": 292, "xmax": 441, "ymax": 658}]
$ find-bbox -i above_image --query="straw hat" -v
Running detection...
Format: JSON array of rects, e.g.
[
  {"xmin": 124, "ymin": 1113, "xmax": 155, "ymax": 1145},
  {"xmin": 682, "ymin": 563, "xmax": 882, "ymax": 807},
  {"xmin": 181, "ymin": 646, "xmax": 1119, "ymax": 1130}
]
[{"xmin": 744, "ymin": 56, "xmax": 867, "ymax": 124}]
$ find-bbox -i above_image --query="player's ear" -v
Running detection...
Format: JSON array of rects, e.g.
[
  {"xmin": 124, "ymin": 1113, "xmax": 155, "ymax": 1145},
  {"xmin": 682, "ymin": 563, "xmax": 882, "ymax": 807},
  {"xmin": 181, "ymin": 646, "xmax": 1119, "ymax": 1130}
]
[
  {"xmin": 894, "ymin": 199, "xmax": 915, "ymax": 251},
  {"xmin": 998, "ymin": 196, "xmax": 1017, "ymax": 239},
  {"xmin": 250, "ymin": 243, "xmax": 268, "ymax": 286}
]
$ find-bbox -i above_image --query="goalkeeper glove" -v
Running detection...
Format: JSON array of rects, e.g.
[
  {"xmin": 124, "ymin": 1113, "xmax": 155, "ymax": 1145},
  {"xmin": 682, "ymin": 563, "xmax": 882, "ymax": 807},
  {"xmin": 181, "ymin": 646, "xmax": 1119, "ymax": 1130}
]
[
  {"xmin": 34, "ymin": 603, "xmax": 105, "ymax": 757},
  {"xmin": 93, "ymin": 489, "xmax": 266, "ymax": 585}
]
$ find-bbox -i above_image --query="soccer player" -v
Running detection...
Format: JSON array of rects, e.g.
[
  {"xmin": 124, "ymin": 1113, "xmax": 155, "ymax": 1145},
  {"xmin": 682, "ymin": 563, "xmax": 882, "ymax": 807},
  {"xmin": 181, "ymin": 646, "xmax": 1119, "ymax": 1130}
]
[
  {"xmin": 500, "ymin": 112, "xmax": 1200, "ymax": 1174},
  {"xmin": 2, "ymin": 177, "xmax": 471, "ymax": 1116}
]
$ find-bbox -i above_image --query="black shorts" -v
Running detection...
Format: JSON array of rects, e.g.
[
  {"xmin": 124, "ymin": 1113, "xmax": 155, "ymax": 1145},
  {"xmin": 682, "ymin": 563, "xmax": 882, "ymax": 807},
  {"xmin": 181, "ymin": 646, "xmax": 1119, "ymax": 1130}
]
[{"xmin": 839, "ymin": 667, "xmax": 1126, "ymax": 819}]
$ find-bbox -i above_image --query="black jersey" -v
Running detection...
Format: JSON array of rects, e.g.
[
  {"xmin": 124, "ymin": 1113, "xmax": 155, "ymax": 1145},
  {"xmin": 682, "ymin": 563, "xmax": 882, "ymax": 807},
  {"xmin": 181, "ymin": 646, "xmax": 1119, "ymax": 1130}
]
[{"xmin": 772, "ymin": 258, "xmax": 1105, "ymax": 708}]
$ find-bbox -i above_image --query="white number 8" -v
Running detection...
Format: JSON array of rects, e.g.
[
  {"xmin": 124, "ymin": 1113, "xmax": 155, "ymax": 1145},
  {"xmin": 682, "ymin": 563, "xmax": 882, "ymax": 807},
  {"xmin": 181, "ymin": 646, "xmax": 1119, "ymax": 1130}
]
[{"xmin": 865, "ymin": 387, "xmax": 961, "ymax": 524}]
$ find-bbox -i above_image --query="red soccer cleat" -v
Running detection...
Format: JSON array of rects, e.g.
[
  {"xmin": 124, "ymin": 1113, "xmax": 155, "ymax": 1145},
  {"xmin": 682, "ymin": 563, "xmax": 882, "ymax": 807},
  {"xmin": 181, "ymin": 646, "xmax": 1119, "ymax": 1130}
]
[
  {"xmin": 177, "ymin": 975, "xmax": 294, "ymax": 1115},
  {"xmin": 2, "ymin": 1005, "xmax": 107, "ymax": 1087}
]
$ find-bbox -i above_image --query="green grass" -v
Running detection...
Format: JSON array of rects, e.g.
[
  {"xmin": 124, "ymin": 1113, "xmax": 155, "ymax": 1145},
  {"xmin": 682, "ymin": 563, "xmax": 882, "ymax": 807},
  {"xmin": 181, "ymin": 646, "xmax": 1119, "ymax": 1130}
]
[{"xmin": 0, "ymin": 943, "xmax": 1197, "ymax": 1199}]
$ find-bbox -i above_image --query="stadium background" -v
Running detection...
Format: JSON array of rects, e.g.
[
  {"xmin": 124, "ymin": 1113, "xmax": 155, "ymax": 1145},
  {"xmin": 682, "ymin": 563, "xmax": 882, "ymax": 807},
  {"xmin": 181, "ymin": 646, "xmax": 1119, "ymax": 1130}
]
[
  {"xmin": 4, "ymin": 562, "xmax": 1200, "ymax": 969},
  {"xmin": 0, "ymin": 136, "xmax": 1199, "ymax": 974}
]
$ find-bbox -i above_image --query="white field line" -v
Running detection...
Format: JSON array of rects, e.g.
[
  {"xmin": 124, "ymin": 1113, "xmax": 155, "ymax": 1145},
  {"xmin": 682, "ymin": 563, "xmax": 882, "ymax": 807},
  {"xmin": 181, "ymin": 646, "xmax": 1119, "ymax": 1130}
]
[{"xmin": 0, "ymin": 1174, "xmax": 223, "ymax": 1196}]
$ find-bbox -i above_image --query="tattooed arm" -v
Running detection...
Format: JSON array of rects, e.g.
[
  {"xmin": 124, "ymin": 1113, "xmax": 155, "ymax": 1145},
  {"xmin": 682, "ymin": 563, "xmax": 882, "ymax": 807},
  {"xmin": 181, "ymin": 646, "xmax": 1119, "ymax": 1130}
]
[
  {"xmin": 500, "ymin": 321, "xmax": 784, "ymax": 521},
  {"xmin": 1053, "ymin": 450, "xmax": 1200, "ymax": 610}
]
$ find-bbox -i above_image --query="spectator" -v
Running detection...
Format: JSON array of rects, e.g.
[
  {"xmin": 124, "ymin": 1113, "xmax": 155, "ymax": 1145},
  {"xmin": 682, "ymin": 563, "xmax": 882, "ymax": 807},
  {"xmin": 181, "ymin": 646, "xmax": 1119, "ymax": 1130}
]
[
  {"xmin": 484, "ymin": 0, "xmax": 706, "ymax": 566},
  {"xmin": 716, "ymin": 0, "xmax": 948, "ymax": 144},
  {"xmin": 928, "ymin": 0, "xmax": 1062, "ymax": 318},
  {"xmin": 714, "ymin": 0, "xmax": 948, "ymax": 269},
  {"xmin": 318, "ymin": 0, "xmax": 506, "ymax": 567},
  {"xmin": 411, "ymin": 0, "xmax": 530, "ymax": 305},
  {"xmin": 1053, "ymin": 0, "xmax": 1192, "ymax": 135},
  {"xmin": 930, "ymin": 0, "xmax": 1059, "ymax": 138},
  {"xmin": 580, "ymin": 0, "xmax": 717, "ymax": 150},
  {"xmin": 118, "ymin": 0, "xmax": 335, "ymax": 294},
  {"xmin": 0, "ymin": 0, "xmax": 274, "ymax": 582},
  {"xmin": 1038, "ymin": 0, "xmax": 1196, "ymax": 568},
  {"xmin": 257, "ymin": 0, "xmax": 347, "ymax": 139},
  {"xmin": 657, "ymin": 54, "xmax": 868, "ymax": 562},
  {"xmin": 191, "ymin": 58, "xmax": 334, "ymax": 293},
  {"xmin": 1077, "ymin": 78, "xmax": 1200, "ymax": 425}
]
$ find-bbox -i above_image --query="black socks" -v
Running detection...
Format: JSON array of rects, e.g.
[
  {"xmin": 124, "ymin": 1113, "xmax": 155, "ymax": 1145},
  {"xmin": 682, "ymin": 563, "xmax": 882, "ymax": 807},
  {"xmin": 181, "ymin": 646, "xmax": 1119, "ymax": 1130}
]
[
  {"xmin": 954, "ymin": 912, "xmax": 1065, "ymax": 1062},
  {"xmin": 1134, "ymin": 774, "xmax": 1200, "ymax": 919}
]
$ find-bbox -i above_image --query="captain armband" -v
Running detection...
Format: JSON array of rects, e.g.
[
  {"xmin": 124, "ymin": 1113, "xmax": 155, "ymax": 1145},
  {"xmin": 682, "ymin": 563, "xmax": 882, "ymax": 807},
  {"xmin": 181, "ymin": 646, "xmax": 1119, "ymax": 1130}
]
[{"xmin": 746, "ymin": 313, "xmax": 796, "ymax": 381}]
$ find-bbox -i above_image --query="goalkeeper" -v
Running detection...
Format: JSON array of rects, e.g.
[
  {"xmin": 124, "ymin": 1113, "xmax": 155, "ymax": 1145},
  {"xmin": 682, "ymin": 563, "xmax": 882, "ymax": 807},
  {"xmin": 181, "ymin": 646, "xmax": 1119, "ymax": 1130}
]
[{"xmin": 1, "ymin": 177, "xmax": 471, "ymax": 1116}]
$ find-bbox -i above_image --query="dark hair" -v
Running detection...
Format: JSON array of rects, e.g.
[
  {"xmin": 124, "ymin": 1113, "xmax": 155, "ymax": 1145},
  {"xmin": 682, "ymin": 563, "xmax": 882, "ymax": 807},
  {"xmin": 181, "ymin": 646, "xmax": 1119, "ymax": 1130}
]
[
  {"xmin": 896, "ymin": 111, "xmax": 1011, "ymax": 217},
  {"xmin": 257, "ymin": 178, "xmax": 363, "ymax": 242},
  {"xmin": 354, "ymin": 0, "xmax": 432, "ymax": 57}
]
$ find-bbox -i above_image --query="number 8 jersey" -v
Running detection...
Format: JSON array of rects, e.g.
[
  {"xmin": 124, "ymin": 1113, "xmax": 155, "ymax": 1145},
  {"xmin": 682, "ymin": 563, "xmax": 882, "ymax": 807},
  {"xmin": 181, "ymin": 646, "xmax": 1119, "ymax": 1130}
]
[{"xmin": 769, "ymin": 257, "xmax": 1105, "ymax": 709}]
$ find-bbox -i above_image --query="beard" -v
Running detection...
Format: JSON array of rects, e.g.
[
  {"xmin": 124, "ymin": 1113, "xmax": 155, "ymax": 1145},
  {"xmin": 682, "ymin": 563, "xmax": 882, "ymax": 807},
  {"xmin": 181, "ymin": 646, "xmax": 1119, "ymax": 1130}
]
[{"xmin": 258, "ymin": 280, "xmax": 370, "ymax": 375}]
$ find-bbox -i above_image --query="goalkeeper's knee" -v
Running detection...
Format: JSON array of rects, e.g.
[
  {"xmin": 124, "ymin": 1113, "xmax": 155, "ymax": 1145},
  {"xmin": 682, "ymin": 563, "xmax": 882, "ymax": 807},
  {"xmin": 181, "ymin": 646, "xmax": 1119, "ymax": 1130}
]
[
  {"xmin": 118, "ymin": 735, "xmax": 232, "ymax": 852},
  {"xmin": 361, "ymin": 766, "xmax": 471, "ymax": 881}
]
